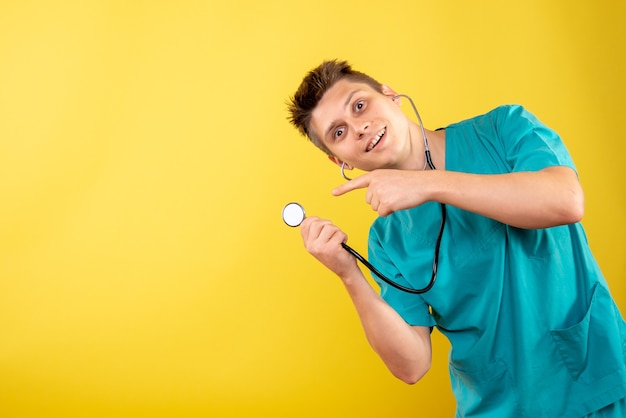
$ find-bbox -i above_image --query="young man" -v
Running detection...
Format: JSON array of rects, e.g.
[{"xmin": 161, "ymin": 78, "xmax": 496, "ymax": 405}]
[{"xmin": 287, "ymin": 60, "xmax": 626, "ymax": 417}]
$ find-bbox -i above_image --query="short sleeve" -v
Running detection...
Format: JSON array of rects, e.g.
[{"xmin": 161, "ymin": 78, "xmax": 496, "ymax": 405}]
[
  {"xmin": 368, "ymin": 223, "xmax": 437, "ymax": 327},
  {"xmin": 493, "ymin": 105, "xmax": 576, "ymax": 173}
]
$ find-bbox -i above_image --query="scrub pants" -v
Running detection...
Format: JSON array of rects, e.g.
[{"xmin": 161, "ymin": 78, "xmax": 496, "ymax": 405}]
[{"xmin": 585, "ymin": 397, "xmax": 626, "ymax": 417}]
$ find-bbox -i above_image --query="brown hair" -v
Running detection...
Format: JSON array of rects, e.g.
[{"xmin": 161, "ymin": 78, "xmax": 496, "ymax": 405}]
[{"xmin": 287, "ymin": 60, "xmax": 383, "ymax": 155}]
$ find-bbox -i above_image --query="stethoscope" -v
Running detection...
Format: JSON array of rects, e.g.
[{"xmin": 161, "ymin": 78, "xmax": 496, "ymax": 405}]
[{"xmin": 282, "ymin": 94, "xmax": 446, "ymax": 294}]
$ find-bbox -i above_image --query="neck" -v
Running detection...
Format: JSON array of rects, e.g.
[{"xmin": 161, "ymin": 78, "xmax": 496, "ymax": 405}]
[
  {"xmin": 422, "ymin": 128, "xmax": 445, "ymax": 170},
  {"xmin": 423, "ymin": 128, "xmax": 446, "ymax": 170},
  {"xmin": 402, "ymin": 124, "xmax": 446, "ymax": 171}
]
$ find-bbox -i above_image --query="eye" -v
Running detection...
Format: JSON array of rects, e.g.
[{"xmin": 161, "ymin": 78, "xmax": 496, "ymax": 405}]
[
  {"xmin": 334, "ymin": 127, "xmax": 345, "ymax": 139},
  {"xmin": 354, "ymin": 100, "xmax": 365, "ymax": 112}
]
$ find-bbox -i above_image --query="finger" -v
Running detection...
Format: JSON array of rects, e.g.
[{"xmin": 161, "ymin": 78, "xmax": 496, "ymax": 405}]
[
  {"xmin": 303, "ymin": 220, "xmax": 346, "ymax": 255},
  {"xmin": 313, "ymin": 225, "xmax": 348, "ymax": 253},
  {"xmin": 319, "ymin": 223, "xmax": 346, "ymax": 245},
  {"xmin": 368, "ymin": 191, "xmax": 379, "ymax": 213},
  {"xmin": 332, "ymin": 174, "xmax": 371, "ymax": 196},
  {"xmin": 300, "ymin": 216, "xmax": 322, "ymax": 240},
  {"xmin": 300, "ymin": 216, "xmax": 329, "ymax": 240},
  {"xmin": 303, "ymin": 218, "xmax": 338, "ymax": 242}
]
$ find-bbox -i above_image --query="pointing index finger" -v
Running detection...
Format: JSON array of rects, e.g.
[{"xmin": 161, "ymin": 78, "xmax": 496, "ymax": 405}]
[{"xmin": 332, "ymin": 174, "xmax": 370, "ymax": 196}]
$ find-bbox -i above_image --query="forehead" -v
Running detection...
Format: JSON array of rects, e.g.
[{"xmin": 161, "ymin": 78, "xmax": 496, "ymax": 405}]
[{"xmin": 310, "ymin": 79, "xmax": 377, "ymax": 138}]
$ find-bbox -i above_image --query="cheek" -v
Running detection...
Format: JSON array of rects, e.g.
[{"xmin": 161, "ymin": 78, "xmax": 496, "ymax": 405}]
[
  {"xmin": 390, "ymin": 115, "xmax": 411, "ymax": 139},
  {"xmin": 330, "ymin": 143, "xmax": 353, "ymax": 160}
]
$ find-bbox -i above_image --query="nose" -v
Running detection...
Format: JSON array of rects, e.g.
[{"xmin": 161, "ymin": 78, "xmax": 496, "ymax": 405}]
[{"xmin": 352, "ymin": 120, "xmax": 370, "ymax": 140}]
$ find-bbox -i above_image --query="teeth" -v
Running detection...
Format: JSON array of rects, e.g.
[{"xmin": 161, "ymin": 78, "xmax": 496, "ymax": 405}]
[{"xmin": 367, "ymin": 128, "xmax": 386, "ymax": 152}]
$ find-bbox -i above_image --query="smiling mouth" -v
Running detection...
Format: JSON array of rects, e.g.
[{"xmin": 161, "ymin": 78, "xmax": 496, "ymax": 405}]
[{"xmin": 366, "ymin": 127, "xmax": 386, "ymax": 152}]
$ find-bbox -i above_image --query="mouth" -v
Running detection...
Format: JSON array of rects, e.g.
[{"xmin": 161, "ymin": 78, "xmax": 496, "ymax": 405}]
[{"xmin": 366, "ymin": 127, "xmax": 386, "ymax": 152}]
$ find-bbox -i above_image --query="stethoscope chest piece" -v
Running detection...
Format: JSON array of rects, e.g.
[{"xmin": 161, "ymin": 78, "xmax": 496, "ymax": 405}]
[
  {"xmin": 280, "ymin": 201, "xmax": 438, "ymax": 294},
  {"xmin": 281, "ymin": 92, "xmax": 443, "ymax": 295},
  {"xmin": 282, "ymin": 202, "xmax": 306, "ymax": 227}
]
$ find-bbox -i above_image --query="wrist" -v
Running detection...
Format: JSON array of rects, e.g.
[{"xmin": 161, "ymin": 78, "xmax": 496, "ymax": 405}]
[
  {"xmin": 426, "ymin": 169, "xmax": 451, "ymax": 204},
  {"xmin": 338, "ymin": 266, "xmax": 367, "ymax": 288}
]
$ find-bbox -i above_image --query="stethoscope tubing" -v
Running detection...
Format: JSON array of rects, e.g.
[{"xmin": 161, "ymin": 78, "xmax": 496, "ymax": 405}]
[
  {"xmin": 341, "ymin": 242, "xmax": 437, "ymax": 294},
  {"xmin": 284, "ymin": 94, "xmax": 446, "ymax": 295}
]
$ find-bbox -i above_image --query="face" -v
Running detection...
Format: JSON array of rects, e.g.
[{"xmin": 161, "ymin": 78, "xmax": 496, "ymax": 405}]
[{"xmin": 309, "ymin": 79, "xmax": 415, "ymax": 172}]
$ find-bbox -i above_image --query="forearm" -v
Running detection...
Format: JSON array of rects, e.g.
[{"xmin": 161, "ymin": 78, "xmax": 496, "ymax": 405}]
[
  {"xmin": 339, "ymin": 268, "xmax": 432, "ymax": 384},
  {"xmin": 299, "ymin": 216, "xmax": 431, "ymax": 383},
  {"xmin": 430, "ymin": 166, "xmax": 584, "ymax": 229}
]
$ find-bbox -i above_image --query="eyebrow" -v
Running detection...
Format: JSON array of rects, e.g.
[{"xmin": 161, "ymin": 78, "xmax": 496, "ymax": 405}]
[{"xmin": 324, "ymin": 89, "xmax": 363, "ymax": 140}]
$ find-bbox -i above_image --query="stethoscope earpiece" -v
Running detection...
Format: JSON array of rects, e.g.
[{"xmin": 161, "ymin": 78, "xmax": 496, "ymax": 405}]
[{"xmin": 281, "ymin": 94, "xmax": 444, "ymax": 295}]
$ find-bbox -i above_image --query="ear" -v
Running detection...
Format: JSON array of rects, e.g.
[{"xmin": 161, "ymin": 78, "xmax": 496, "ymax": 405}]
[
  {"xmin": 327, "ymin": 155, "xmax": 352, "ymax": 169},
  {"xmin": 381, "ymin": 84, "xmax": 398, "ymax": 99}
]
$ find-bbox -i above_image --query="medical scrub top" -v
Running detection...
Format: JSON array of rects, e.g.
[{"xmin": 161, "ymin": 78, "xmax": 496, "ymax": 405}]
[{"xmin": 368, "ymin": 105, "xmax": 626, "ymax": 417}]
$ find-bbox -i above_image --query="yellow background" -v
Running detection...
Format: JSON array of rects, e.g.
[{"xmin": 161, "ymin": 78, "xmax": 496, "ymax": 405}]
[{"xmin": 1, "ymin": 1, "xmax": 624, "ymax": 417}]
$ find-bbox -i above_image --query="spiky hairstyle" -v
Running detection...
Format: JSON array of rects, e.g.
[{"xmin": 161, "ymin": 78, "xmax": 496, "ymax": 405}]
[{"xmin": 287, "ymin": 60, "xmax": 383, "ymax": 155}]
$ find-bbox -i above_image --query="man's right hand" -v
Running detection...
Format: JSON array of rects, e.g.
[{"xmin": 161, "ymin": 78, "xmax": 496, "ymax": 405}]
[{"xmin": 300, "ymin": 216, "xmax": 359, "ymax": 279}]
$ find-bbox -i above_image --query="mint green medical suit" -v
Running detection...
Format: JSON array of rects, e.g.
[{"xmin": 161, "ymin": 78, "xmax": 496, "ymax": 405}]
[{"xmin": 368, "ymin": 105, "xmax": 626, "ymax": 417}]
